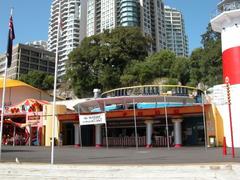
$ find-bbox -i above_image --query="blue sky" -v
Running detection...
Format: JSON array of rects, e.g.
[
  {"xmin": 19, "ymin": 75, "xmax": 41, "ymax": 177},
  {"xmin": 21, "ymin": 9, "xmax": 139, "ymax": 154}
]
[
  {"xmin": 165, "ymin": 0, "xmax": 220, "ymax": 52},
  {"xmin": 0, "ymin": 0, "xmax": 220, "ymax": 54}
]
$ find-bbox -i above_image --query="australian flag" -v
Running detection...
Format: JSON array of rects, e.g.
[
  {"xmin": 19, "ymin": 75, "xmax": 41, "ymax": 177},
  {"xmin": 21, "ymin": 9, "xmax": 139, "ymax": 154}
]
[{"xmin": 6, "ymin": 15, "xmax": 15, "ymax": 68}]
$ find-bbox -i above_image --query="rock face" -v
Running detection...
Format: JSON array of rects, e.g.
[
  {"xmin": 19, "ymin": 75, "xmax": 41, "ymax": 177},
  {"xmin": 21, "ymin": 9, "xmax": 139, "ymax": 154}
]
[
  {"xmin": 47, "ymin": 82, "xmax": 78, "ymax": 100},
  {"xmin": 56, "ymin": 88, "xmax": 77, "ymax": 100}
]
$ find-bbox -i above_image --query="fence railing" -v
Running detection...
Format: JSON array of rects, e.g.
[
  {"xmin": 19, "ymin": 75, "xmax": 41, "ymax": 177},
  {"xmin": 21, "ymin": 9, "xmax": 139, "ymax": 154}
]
[
  {"xmin": 102, "ymin": 136, "xmax": 173, "ymax": 147},
  {"xmin": 220, "ymin": 1, "xmax": 240, "ymax": 12},
  {"xmin": 101, "ymin": 85, "xmax": 203, "ymax": 98},
  {"xmin": 212, "ymin": 1, "xmax": 240, "ymax": 18}
]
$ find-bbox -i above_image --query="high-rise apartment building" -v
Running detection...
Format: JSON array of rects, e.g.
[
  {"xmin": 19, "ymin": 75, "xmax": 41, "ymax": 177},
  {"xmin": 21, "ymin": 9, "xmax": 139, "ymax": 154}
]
[
  {"xmin": 86, "ymin": 0, "xmax": 167, "ymax": 52},
  {"xmin": 117, "ymin": 0, "xmax": 140, "ymax": 27},
  {"xmin": 87, "ymin": 0, "xmax": 116, "ymax": 36},
  {"xmin": 85, "ymin": 0, "xmax": 189, "ymax": 55},
  {"xmin": 164, "ymin": 6, "xmax": 189, "ymax": 57},
  {"xmin": 48, "ymin": 0, "xmax": 87, "ymax": 81},
  {"xmin": 48, "ymin": 0, "xmax": 189, "ymax": 80},
  {"xmin": 139, "ymin": 0, "xmax": 166, "ymax": 52}
]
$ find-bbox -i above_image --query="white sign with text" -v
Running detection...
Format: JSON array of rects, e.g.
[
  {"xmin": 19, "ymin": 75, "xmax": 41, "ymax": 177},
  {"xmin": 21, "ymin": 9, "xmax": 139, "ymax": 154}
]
[
  {"xmin": 79, "ymin": 113, "xmax": 106, "ymax": 126},
  {"xmin": 212, "ymin": 84, "xmax": 228, "ymax": 105}
]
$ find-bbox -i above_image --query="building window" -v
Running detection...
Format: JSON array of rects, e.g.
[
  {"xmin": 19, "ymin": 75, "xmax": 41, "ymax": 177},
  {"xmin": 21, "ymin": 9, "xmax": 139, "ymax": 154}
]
[
  {"xmin": 20, "ymin": 62, "xmax": 29, "ymax": 68},
  {"xmin": 20, "ymin": 68, "xmax": 28, "ymax": 74},
  {"xmin": 30, "ymin": 64, "xmax": 38, "ymax": 70},
  {"xmin": 39, "ymin": 66, "xmax": 47, "ymax": 71},
  {"xmin": 48, "ymin": 68, "xmax": 54, "ymax": 73},
  {"xmin": 31, "ymin": 58, "xmax": 39, "ymax": 64},
  {"xmin": 40, "ymin": 60, "xmax": 48, "ymax": 65},
  {"xmin": 21, "ymin": 49, "xmax": 30, "ymax": 55},
  {"xmin": 31, "ymin": 51, "xmax": 40, "ymax": 57},
  {"xmin": 21, "ymin": 55, "xmax": 29, "ymax": 62}
]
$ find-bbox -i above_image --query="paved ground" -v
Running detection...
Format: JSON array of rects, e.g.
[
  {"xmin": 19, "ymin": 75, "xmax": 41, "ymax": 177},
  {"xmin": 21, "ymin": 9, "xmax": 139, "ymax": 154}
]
[
  {"xmin": 1, "ymin": 146, "xmax": 240, "ymax": 164},
  {"xmin": 0, "ymin": 163, "xmax": 240, "ymax": 180}
]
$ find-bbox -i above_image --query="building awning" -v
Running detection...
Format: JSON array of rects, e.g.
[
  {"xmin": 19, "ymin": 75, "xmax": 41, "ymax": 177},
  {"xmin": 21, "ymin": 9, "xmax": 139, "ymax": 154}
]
[
  {"xmin": 0, "ymin": 78, "xmax": 53, "ymax": 100},
  {"xmin": 75, "ymin": 95, "xmax": 199, "ymax": 113},
  {"xmin": 55, "ymin": 98, "xmax": 93, "ymax": 110},
  {"xmin": 58, "ymin": 104, "xmax": 211, "ymax": 122},
  {"xmin": 0, "ymin": 78, "xmax": 36, "ymax": 89},
  {"xmin": 8, "ymin": 98, "xmax": 49, "ymax": 113}
]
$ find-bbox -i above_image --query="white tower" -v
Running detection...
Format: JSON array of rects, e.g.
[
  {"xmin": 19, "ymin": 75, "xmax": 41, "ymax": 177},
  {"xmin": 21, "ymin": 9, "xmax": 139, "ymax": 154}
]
[{"xmin": 211, "ymin": 0, "xmax": 240, "ymax": 147}]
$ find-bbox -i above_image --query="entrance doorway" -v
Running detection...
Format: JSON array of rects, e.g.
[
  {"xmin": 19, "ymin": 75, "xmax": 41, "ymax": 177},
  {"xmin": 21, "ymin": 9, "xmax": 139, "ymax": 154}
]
[
  {"xmin": 182, "ymin": 117, "xmax": 205, "ymax": 146},
  {"xmin": 62, "ymin": 123, "xmax": 74, "ymax": 145},
  {"xmin": 81, "ymin": 125, "xmax": 94, "ymax": 146}
]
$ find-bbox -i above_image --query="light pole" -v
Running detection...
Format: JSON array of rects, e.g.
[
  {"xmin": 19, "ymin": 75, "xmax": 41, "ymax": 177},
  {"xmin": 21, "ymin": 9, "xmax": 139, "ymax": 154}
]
[{"xmin": 225, "ymin": 77, "xmax": 235, "ymax": 158}]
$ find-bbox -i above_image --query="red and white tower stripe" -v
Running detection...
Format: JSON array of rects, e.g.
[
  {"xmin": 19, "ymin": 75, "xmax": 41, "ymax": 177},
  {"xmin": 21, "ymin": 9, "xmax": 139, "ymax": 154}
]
[
  {"xmin": 222, "ymin": 19, "xmax": 240, "ymax": 85},
  {"xmin": 212, "ymin": 10, "xmax": 240, "ymax": 85},
  {"xmin": 211, "ymin": 5, "xmax": 240, "ymax": 148}
]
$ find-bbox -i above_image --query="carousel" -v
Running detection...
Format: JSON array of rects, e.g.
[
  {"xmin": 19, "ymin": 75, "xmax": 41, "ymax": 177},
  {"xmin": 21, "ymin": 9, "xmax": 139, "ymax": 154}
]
[{"xmin": 1, "ymin": 99, "xmax": 48, "ymax": 146}]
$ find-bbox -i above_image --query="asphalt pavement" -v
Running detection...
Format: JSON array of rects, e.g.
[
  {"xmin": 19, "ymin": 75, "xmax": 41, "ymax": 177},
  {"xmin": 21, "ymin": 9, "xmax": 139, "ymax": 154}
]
[{"xmin": 1, "ymin": 145, "xmax": 240, "ymax": 164}]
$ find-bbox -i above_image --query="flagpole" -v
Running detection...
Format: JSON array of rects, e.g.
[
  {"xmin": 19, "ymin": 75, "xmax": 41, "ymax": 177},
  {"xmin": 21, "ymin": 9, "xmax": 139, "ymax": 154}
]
[
  {"xmin": 51, "ymin": 0, "xmax": 61, "ymax": 165},
  {"xmin": 164, "ymin": 96, "xmax": 170, "ymax": 149},
  {"xmin": 0, "ymin": 8, "xmax": 14, "ymax": 161},
  {"xmin": 0, "ymin": 57, "xmax": 8, "ymax": 161},
  {"xmin": 201, "ymin": 93, "xmax": 207, "ymax": 151},
  {"xmin": 133, "ymin": 99, "xmax": 138, "ymax": 150}
]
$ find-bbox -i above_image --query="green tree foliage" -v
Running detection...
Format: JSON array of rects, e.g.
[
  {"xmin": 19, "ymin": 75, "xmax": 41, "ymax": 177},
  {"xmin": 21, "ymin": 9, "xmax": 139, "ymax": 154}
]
[
  {"xmin": 201, "ymin": 23, "xmax": 221, "ymax": 49},
  {"xmin": 66, "ymin": 27, "xmax": 150, "ymax": 97},
  {"xmin": 20, "ymin": 71, "xmax": 54, "ymax": 90},
  {"xmin": 121, "ymin": 50, "xmax": 192, "ymax": 86},
  {"xmin": 170, "ymin": 57, "xmax": 190, "ymax": 85},
  {"xmin": 189, "ymin": 48, "xmax": 204, "ymax": 86},
  {"xmin": 121, "ymin": 50, "xmax": 176, "ymax": 86},
  {"xmin": 121, "ymin": 24, "xmax": 222, "ymax": 87},
  {"xmin": 147, "ymin": 50, "xmax": 176, "ymax": 78},
  {"xmin": 190, "ymin": 23, "xmax": 222, "ymax": 87},
  {"xmin": 66, "ymin": 23, "xmax": 223, "ymax": 97},
  {"xmin": 120, "ymin": 61, "xmax": 152, "ymax": 86}
]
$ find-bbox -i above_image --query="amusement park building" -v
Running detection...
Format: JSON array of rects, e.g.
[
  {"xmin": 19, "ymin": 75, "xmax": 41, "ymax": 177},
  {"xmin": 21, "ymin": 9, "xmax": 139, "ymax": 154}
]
[
  {"xmin": 44, "ymin": 85, "xmax": 224, "ymax": 148},
  {"xmin": 0, "ymin": 80, "xmax": 226, "ymax": 148},
  {"xmin": 0, "ymin": 79, "xmax": 55, "ymax": 146},
  {"xmin": 2, "ymin": 0, "xmax": 239, "ymax": 150}
]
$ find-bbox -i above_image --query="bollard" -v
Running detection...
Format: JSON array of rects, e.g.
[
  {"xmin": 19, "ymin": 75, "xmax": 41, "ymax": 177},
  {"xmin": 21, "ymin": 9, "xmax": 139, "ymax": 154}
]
[{"xmin": 223, "ymin": 136, "xmax": 227, "ymax": 156}]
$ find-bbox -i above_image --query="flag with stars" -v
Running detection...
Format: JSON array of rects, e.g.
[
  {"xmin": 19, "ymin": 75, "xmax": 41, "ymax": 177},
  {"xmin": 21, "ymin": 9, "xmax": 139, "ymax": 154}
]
[{"xmin": 6, "ymin": 15, "xmax": 15, "ymax": 68}]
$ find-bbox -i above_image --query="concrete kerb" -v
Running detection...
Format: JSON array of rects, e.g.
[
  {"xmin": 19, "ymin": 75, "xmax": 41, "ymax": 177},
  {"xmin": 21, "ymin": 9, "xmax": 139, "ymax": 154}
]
[{"xmin": 0, "ymin": 162, "xmax": 239, "ymax": 179}]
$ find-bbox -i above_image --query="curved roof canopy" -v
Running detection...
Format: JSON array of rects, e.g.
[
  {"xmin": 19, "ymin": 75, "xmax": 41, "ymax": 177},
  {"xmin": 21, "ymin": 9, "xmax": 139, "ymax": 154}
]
[
  {"xmin": 75, "ymin": 95, "xmax": 198, "ymax": 113},
  {"xmin": 0, "ymin": 78, "xmax": 36, "ymax": 89}
]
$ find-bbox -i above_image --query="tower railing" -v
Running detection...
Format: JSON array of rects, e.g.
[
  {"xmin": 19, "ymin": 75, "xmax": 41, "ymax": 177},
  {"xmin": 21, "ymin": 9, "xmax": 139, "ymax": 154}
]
[
  {"xmin": 219, "ymin": 1, "xmax": 240, "ymax": 12},
  {"xmin": 211, "ymin": 0, "xmax": 240, "ymax": 18}
]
